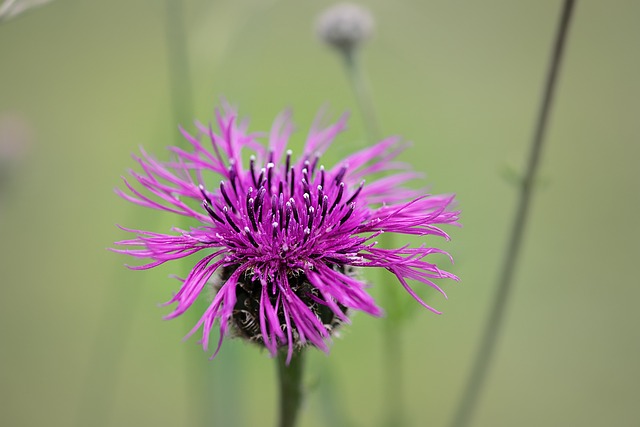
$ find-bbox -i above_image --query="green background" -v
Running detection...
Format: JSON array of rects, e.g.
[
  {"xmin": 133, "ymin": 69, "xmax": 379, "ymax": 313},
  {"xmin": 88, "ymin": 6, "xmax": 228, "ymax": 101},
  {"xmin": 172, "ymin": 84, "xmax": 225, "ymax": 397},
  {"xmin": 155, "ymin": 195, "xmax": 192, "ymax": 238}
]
[{"xmin": 1, "ymin": 1, "xmax": 639, "ymax": 426}]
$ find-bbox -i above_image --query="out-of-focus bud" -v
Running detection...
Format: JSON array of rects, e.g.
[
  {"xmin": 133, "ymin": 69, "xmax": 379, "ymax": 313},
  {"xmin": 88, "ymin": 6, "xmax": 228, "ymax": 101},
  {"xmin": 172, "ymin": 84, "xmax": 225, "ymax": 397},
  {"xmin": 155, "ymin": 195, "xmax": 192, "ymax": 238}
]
[
  {"xmin": 0, "ymin": 113, "xmax": 31, "ymax": 194},
  {"xmin": 316, "ymin": 3, "xmax": 374, "ymax": 55},
  {"xmin": 0, "ymin": 0, "xmax": 53, "ymax": 23}
]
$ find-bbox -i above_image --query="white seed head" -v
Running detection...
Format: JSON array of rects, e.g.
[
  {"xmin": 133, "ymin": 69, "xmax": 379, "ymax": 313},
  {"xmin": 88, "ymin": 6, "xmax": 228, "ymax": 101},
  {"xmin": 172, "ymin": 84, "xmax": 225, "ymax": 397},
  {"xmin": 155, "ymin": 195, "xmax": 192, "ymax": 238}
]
[{"xmin": 316, "ymin": 2, "xmax": 374, "ymax": 53}]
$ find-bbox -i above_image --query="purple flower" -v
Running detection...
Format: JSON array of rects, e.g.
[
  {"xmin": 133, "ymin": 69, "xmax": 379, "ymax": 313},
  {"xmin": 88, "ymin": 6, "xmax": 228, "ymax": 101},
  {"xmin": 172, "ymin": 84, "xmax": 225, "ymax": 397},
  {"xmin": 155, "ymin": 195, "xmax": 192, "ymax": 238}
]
[{"xmin": 114, "ymin": 104, "xmax": 459, "ymax": 362}]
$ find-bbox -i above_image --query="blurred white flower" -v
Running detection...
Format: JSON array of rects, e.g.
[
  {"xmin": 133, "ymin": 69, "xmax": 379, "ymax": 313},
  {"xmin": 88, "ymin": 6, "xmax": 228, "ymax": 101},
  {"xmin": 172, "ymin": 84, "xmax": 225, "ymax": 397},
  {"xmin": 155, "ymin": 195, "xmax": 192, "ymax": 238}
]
[{"xmin": 0, "ymin": 0, "xmax": 53, "ymax": 22}]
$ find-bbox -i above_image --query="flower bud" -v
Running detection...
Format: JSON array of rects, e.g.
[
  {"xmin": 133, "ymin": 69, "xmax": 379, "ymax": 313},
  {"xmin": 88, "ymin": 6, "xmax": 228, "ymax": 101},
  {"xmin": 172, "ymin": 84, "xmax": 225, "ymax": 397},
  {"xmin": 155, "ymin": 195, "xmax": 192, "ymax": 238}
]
[{"xmin": 316, "ymin": 3, "xmax": 374, "ymax": 54}]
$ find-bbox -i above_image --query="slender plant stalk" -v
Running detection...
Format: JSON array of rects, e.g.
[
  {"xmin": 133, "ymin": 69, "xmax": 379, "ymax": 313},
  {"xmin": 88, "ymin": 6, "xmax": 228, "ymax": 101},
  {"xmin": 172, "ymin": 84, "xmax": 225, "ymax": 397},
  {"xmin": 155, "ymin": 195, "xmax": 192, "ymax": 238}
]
[
  {"xmin": 73, "ymin": 275, "xmax": 144, "ymax": 427},
  {"xmin": 164, "ymin": 0, "xmax": 194, "ymax": 128},
  {"xmin": 343, "ymin": 51, "xmax": 380, "ymax": 143},
  {"xmin": 74, "ymin": 2, "xmax": 198, "ymax": 423},
  {"xmin": 277, "ymin": 350, "xmax": 306, "ymax": 427},
  {"xmin": 341, "ymin": 49, "xmax": 404, "ymax": 427},
  {"xmin": 382, "ymin": 313, "xmax": 404, "ymax": 427},
  {"xmin": 315, "ymin": 360, "xmax": 357, "ymax": 427},
  {"xmin": 163, "ymin": 2, "xmax": 215, "ymax": 426},
  {"xmin": 76, "ymin": 3, "xmax": 202, "ymax": 426},
  {"xmin": 449, "ymin": 2, "xmax": 576, "ymax": 427}
]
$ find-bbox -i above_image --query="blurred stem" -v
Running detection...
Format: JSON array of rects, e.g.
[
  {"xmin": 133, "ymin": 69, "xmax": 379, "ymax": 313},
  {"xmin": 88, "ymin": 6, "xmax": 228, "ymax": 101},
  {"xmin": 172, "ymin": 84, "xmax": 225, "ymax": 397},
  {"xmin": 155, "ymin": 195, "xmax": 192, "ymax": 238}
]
[
  {"xmin": 382, "ymin": 311, "xmax": 404, "ymax": 427},
  {"xmin": 165, "ymin": 0, "xmax": 194, "ymax": 128},
  {"xmin": 448, "ymin": 2, "xmax": 576, "ymax": 427},
  {"xmin": 340, "ymin": 48, "xmax": 404, "ymax": 427},
  {"xmin": 315, "ymin": 360, "xmax": 358, "ymax": 427},
  {"xmin": 73, "ymin": 2, "xmax": 197, "ymax": 420},
  {"xmin": 379, "ymin": 233, "xmax": 404, "ymax": 427},
  {"xmin": 164, "ymin": 1, "xmax": 210, "ymax": 427},
  {"xmin": 277, "ymin": 350, "xmax": 306, "ymax": 427},
  {"xmin": 342, "ymin": 50, "xmax": 380, "ymax": 143},
  {"xmin": 75, "ymin": 3, "xmax": 201, "ymax": 427},
  {"xmin": 74, "ymin": 276, "xmax": 143, "ymax": 427}
]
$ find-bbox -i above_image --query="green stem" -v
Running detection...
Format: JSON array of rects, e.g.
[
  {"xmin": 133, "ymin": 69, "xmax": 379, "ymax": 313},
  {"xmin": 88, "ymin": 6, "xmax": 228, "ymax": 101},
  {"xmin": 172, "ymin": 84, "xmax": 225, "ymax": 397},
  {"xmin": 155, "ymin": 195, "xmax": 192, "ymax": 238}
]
[
  {"xmin": 448, "ymin": 2, "xmax": 576, "ymax": 427},
  {"xmin": 382, "ymin": 313, "xmax": 404, "ymax": 427},
  {"xmin": 341, "ymin": 46, "xmax": 405, "ymax": 427},
  {"xmin": 164, "ymin": 0, "xmax": 194, "ymax": 130},
  {"xmin": 378, "ymin": 233, "xmax": 404, "ymax": 427},
  {"xmin": 342, "ymin": 51, "xmax": 380, "ymax": 144},
  {"xmin": 76, "ymin": 3, "xmax": 199, "ymax": 426},
  {"xmin": 73, "ymin": 277, "xmax": 143, "ymax": 427},
  {"xmin": 163, "ymin": 2, "xmax": 210, "ymax": 426},
  {"xmin": 277, "ymin": 350, "xmax": 306, "ymax": 427}
]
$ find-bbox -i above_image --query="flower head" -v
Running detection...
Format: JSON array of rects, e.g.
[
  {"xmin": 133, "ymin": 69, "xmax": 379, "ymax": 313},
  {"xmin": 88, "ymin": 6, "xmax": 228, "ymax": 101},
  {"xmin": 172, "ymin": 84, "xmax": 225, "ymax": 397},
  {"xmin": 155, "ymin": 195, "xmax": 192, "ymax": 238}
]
[
  {"xmin": 115, "ymin": 104, "xmax": 459, "ymax": 362},
  {"xmin": 316, "ymin": 3, "xmax": 374, "ymax": 54}
]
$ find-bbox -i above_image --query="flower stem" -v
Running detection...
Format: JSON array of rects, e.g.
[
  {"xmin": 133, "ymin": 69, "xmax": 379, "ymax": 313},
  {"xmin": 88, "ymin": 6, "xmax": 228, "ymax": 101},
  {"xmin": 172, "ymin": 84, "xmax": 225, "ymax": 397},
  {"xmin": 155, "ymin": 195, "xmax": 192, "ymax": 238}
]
[
  {"xmin": 163, "ymin": 2, "xmax": 211, "ymax": 426},
  {"xmin": 277, "ymin": 350, "xmax": 306, "ymax": 427},
  {"xmin": 340, "ymin": 46, "xmax": 405, "ymax": 427},
  {"xmin": 382, "ymin": 313, "xmax": 404, "ymax": 427},
  {"xmin": 73, "ymin": 1, "xmax": 196, "ymax": 421},
  {"xmin": 342, "ymin": 50, "xmax": 380, "ymax": 143},
  {"xmin": 448, "ymin": 2, "xmax": 576, "ymax": 427},
  {"xmin": 164, "ymin": 0, "xmax": 194, "ymax": 129},
  {"xmin": 73, "ymin": 277, "xmax": 143, "ymax": 427}
]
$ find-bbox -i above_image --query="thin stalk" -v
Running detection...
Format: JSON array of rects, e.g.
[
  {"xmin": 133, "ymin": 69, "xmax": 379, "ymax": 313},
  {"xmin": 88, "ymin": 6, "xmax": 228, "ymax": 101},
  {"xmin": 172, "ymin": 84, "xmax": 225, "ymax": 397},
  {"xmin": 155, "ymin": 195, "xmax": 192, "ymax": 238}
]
[
  {"xmin": 163, "ymin": 2, "xmax": 210, "ymax": 427},
  {"xmin": 277, "ymin": 350, "xmax": 306, "ymax": 427},
  {"xmin": 75, "ymin": 3, "xmax": 200, "ymax": 426},
  {"xmin": 340, "ymin": 48, "xmax": 404, "ymax": 427},
  {"xmin": 164, "ymin": 0, "xmax": 194, "ymax": 129},
  {"xmin": 342, "ymin": 51, "xmax": 380, "ymax": 143},
  {"xmin": 73, "ymin": 275, "xmax": 143, "ymax": 427},
  {"xmin": 382, "ymin": 315, "xmax": 404, "ymax": 427},
  {"xmin": 448, "ymin": 2, "xmax": 576, "ymax": 427}
]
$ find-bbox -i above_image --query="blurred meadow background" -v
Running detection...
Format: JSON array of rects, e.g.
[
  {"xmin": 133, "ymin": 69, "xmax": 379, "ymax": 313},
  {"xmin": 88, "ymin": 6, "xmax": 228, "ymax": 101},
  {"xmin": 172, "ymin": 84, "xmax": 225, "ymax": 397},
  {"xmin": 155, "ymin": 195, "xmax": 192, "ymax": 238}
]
[{"xmin": 1, "ymin": 1, "xmax": 639, "ymax": 426}]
